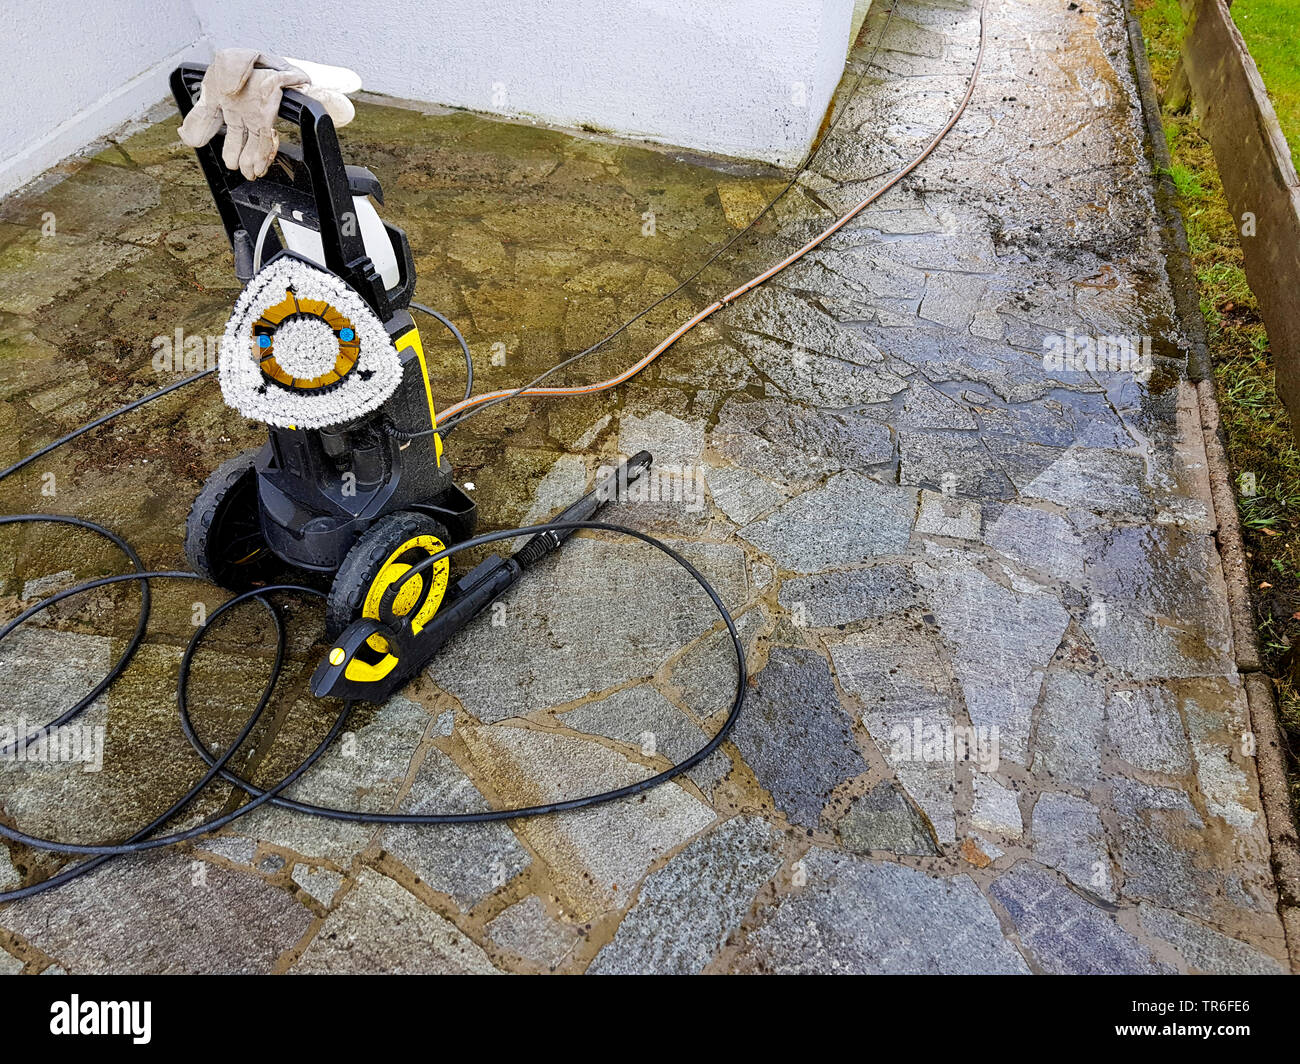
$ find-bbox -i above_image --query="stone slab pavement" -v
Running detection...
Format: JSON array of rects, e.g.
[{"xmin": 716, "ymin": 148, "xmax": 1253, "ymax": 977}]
[{"xmin": 0, "ymin": 0, "xmax": 1293, "ymax": 973}]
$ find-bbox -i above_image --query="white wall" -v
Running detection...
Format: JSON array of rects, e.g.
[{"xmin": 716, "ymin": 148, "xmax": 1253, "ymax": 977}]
[
  {"xmin": 0, "ymin": 0, "xmax": 206, "ymax": 196},
  {"xmin": 191, "ymin": 0, "xmax": 856, "ymax": 165},
  {"xmin": 0, "ymin": 0, "xmax": 859, "ymax": 196}
]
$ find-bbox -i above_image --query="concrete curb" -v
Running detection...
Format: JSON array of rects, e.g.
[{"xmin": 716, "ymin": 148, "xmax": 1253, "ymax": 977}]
[
  {"xmin": 1124, "ymin": 0, "xmax": 1300, "ymax": 972},
  {"xmin": 1244, "ymin": 675, "xmax": 1300, "ymax": 906},
  {"xmin": 1198, "ymin": 381, "xmax": 1265, "ymax": 672}
]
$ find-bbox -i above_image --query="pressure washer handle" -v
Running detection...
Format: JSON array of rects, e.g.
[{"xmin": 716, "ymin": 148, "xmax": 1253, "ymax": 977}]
[
  {"xmin": 514, "ymin": 450, "xmax": 653, "ymax": 568},
  {"xmin": 170, "ymin": 61, "xmax": 415, "ymax": 321}
]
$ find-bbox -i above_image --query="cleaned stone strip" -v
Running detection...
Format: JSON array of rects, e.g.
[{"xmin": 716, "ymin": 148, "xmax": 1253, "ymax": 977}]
[
  {"xmin": 1194, "ymin": 342, "xmax": 1299, "ymax": 975},
  {"xmin": 1123, "ymin": 0, "xmax": 1297, "ymax": 971},
  {"xmin": 1120, "ymin": 0, "xmax": 1298, "ymax": 971}
]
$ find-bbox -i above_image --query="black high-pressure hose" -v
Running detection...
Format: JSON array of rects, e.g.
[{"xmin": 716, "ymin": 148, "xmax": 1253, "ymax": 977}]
[
  {"xmin": 0, "ymin": 375, "xmax": 745, "ymax": 903},
  {"xmin": 411, "ymin": 301, "xmax": 473, "ymax": 404},
  {"xmin": 378, "ymin": 301, "xmax": 472, "ymax": 440}
]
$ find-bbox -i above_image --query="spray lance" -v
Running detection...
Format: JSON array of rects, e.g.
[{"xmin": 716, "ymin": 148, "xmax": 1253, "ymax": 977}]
[{"xmin": 311, "ymin": 451, "xmax": 654, "ymax": 703}]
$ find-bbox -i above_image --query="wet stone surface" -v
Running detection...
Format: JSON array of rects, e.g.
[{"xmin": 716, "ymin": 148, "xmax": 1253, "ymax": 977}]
[
  {"xmin": 732, "ymin": 851, "xmax": 1029, "ymax": 974},
  {"xmin": 741, "ymin": 473, "xmax": 919, "ymax": 573},
  {"xmin": 2, "ymin": 852, "xmax": 314, "ymax": 974},
  {"xmin": 0, "ymin": 0, "xmax": 1291, "ymax": 973},
  {"xmin": 838, "ymin": 781, "xmax": 939, "ymax": 856},
  {"xmin": 486, "ymin": 894, "xmax": 580, "ymax": 971},
  {"xmin": 730, "ymin": 646, "xmax": 870, "ymax": 830},
  {"xmin": 378, "ymin": 745, "xmax": 532, "ymax": 911},
  {"xmin": 588, "ymin": 816, "xmax": 784, "ymax": 975},
  {"xmin": 989, "ymin": 864, "xmax": 1171, "ymax": 975},
  {"xmin": 1030, "ymin": 792, "xmax": 1114, "ymax": 901},
  {"xmin": 292, "ymin": 869, "xmax": 499, "ymax": 975}
]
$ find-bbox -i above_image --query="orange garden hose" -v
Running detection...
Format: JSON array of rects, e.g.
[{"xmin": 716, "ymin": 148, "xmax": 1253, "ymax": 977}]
[{"xmin": 435, "ymin": 0, "xmax": 989, "ymax": 427}]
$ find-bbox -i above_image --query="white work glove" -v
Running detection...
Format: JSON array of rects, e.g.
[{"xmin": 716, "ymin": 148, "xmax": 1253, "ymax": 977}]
[{"xmin": 179, "ymin": 49, "xmax": 355, "ymax": 180}]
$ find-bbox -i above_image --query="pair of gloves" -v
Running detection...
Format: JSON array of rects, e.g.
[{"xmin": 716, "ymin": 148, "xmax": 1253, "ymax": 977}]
[{"xmin": 179, "ymin": 49, "xmax": 356, "ymax": 180}]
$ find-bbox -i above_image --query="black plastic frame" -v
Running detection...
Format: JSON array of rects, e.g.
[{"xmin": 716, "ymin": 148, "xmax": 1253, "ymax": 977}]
[{"xmin": 169, "ymin": 62, "xmax": 415, "ymax": 321}]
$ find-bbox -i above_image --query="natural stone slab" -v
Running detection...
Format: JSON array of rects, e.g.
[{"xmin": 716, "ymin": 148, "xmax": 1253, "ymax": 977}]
[
  {"xmin": 779, "ymin": 563, "xmax": 918, "ymax": 627},
  {"xmin": 729, "ymin": 647, "xmax": 869, "ymax": 830},
  {"xmin": 241, "ymin": 694, "xmax": 429, "ymax": 864},
  {"xmin": 990, "ymin": 863, "xmax": 1169, "ymax": 974},
  {"xmin": 0, "ymin": 847, "xmax": 18, "ymax": 890},
  {"xmin": 704, "ymin": 465, "xmax": 788, "ymax": 525},
  {"xmin": 293, "ymin": 870, "xmax": 498, "ymax": 974},
  {"xmin": 379, "ymin": 746, "xmax": 531, "ymax": 911},
  {"xmin": 730, "ymin": 290, "xmax": 909, "ymax": 405},
  {"xmin": 710, "ymin": 398, "xmax": 894, "ymax": 486},
  {"xmin": 1107, "ymin": 688, "xmax": 1192, "ymax": 776},
  {"xmin": 487, "ymin": 895, "xmax": 580, "ymax": 970},
  {"xmin": 520, "ymin": 453, "xmax": 588, "ymax": 525},
  {"xmin": 1031, "ymin": 670, "xmax": 1106, "ymax": 788},
  {"xmin": 20, "ymin": 568, "xmax": 78, "ymax": 601},
  {"xmin": 731, "ymin": 287, "xmax": 890, "ymax": 366},
  {"xmin": 618, "ymin": 410, "xmax": 705, "ymax": 465},
  {"xmin": 666, "ymin": 605, "xmax": 768, "ymax": 722},
  {"xmin": 887, "ymin": 328, "xmax": 1052, "ymax": 406},
  {"xmin": 1084, "ymin": 524, "xmax": 1225, "ymax": 621},
  {"xmin": 0, "ymin": 629, "xmax": 114, "ymax": 838},
  {"xmin": 2, "ymin": 852, "xmax": 313, "ymax": 974},
  {"xmin": 0, "ymin": 231, "xmax": 144, "ymax": 317},
  {"xmin": 458, "ymin": 724, "xmax": 715, "ymax": 919},
  {"xmin": 560, "ymin": 685, "xmax": 729, "ymax": 795},
  {"xmin": 838, "ymin": 781, "xmax": 938, "ymax": 856},
  {"xmin": 741, "ymin": 473, "xmax": 918, "ymax": 573},
  {"xmin": 589, "ymin": 817, "xmax": 784, "ymax": 974},
  {"xmin": 1031, "ymin": 793, "xmax": 1114, "ymax": 900},
  {"xmin": 1138, "ymin": 904, "xmax": 1287, "ymax": 975},
  {"xmin": 291, "ymin": 865, "xmax": 343, "ymax": 906},
  {"xmin": 985, "ymin": 502, "xmax": 1085, "ymax": 580},
  {"xmin": 971, "ymin": 773, "xmax": 1023, "ymax": 838},
  {"xmin": 747, "ymin": 334, "xmax": 909, "ymax": 405},
  {"xmin": 828, "ymin": 618, "xmax": 960, "ymax": 842},
  {"xmin": 915, "ymin": 490, "xmax": 981, "ymax": 540},
  {"xmin": 979, "ymin": 389, "xmax": 1129, "ymax": 450},
  {"xmin": 1017, "ymin": 448, "xmax": 1152, "ymax": 517},
  {"xmin": 918, "ymin": 271, "xmax": 985, "ymax": 330},
  {"xmin": 1111, "ymin": 778, "xmax": 1274, "ymax": 921},
  {"xmin": 428, "ymin": 537, "xmax": 748, "ymax": 722},
  {"xmin": 1083, "ymin": 604, "xmax": 1235, "ymax": 681},
  {"xmin": 195, "ymin": 834, "xmax": 258, "ymax": 867},
  {"xmin": 898, "ymin": 429, "xmax": 1014, "ymax": 499},
  {"xmin": 1183, "ymin": 687, "xmax": 1259, "ymax": 831},
  {"xmin": 914, "ymin": 564, "xmax": 1069, "ymax": 764},
  {"xmin": 732, "ymin": 852, "xmax": 1028, "ymax": 973}
]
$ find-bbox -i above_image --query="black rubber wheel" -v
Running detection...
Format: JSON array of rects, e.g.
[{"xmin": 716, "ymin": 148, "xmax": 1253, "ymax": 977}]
[
  {"xmin": 185, "ymin": 450, "xmax": 280, "ymax": 591},
  {"xmin": 325, "ymin": 510, "xmax": 453, "ymax": 638}
]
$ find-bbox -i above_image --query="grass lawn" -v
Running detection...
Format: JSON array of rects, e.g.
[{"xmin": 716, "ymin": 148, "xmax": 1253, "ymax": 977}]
[
  {"xmin": 1136, "ymin": 0, "xmax": 1300, "ymax": 817},
  {"xmin": 1232, "ymin": 0, "xmax": 1300, "ymax": 168}
]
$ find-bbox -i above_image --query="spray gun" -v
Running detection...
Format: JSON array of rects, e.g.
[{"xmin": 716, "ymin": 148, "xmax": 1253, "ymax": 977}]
[{"xmin": 310, "ymin": 451, "xmax": 654, "ymax": 703}]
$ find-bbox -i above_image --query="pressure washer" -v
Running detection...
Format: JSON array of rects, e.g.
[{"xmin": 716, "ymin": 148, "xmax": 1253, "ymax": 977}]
[
  {"xmin": 0, "ymin": 2, "xmax": 988, "ymax": 901},
  {"xmin": 169, "ymin": 61, "xmax": 661, "ymax": 705}
]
